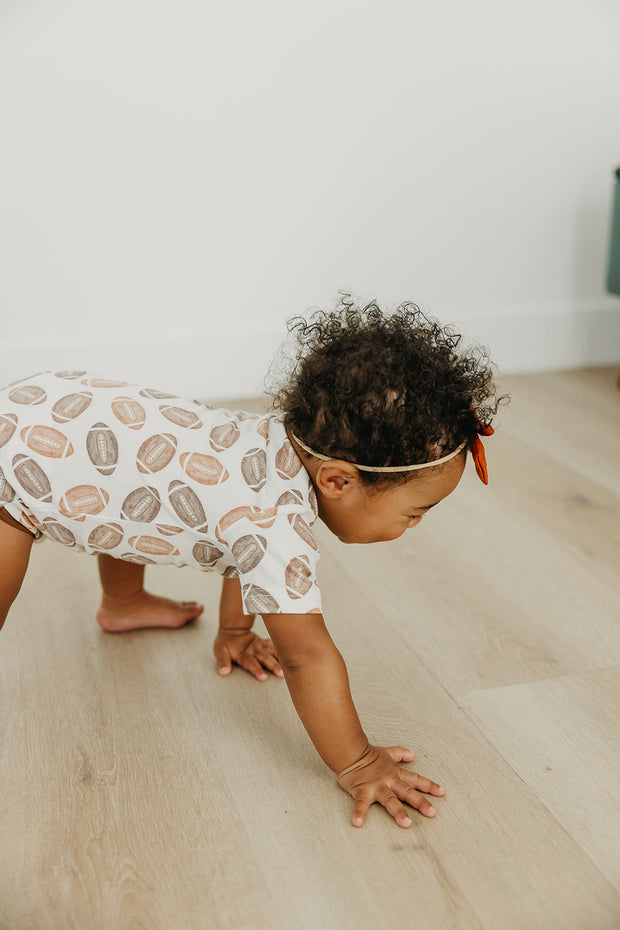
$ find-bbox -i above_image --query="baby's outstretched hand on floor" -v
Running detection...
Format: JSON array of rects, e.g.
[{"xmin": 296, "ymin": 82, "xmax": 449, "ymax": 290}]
[
  {"xmin": 213, "ymin": 629, "xmax": 284, "ymax": 682},
  {"xmin": 336, "ymin": 745, "xmax": 444, "ymax": 828}
]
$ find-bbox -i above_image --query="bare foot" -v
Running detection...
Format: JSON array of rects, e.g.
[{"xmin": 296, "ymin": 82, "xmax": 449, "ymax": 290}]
[{"xmin": 96, "ymin": 590, "xmax": 204, "ymax": 633}]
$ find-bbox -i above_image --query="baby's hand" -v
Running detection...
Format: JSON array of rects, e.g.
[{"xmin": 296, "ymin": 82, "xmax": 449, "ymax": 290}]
[
  {"xmin": 213, "ymin": 629, "xmax": 284, "ymax": 682},
  {"xmin": 336, "ymin": 744, "xmax": 444, "ymax": 828}
]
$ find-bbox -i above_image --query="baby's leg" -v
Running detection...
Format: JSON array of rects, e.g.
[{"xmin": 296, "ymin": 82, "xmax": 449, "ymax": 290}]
[
  {"xmin": 0, "ymin": 516, "xmax": 35, "ymax": 632},
  {"xmin": 95, "ymin": 554, "xmax": 204, "ymax": 632}
]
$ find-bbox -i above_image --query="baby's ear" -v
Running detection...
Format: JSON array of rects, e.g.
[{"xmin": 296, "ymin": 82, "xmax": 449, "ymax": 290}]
[{"xmin": 315, "ymin": 462, "xmax": 359, "ymax": 497}]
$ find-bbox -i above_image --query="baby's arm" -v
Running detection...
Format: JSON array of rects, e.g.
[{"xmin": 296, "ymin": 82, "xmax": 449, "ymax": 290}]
[
  {"xmin": 262, "ymin": 612, "xmax": 444, "ymax": 828},
  {"xmin": 213, "ymin": 576, "xmax": 283, "ymax": 680}
]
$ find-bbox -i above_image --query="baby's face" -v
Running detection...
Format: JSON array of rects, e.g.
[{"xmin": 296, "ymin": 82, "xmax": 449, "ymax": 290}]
[{"xmin": 317, "ymin": 451, "xmax": 466, "ymax": 545}]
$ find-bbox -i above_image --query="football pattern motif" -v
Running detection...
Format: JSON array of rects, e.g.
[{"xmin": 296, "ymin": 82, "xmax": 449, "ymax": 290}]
[
  {"xmin": 241, "ymin": 448, "xmax": 267, "ymax": 491},
  {"xmin": 111, "ymin": 397, "xmax": 147, "ymax": 430},
  {"xmin": 159, "ymin": 405, "xmax": 203, "ymax": 430},
  {"xmin": 0, "ymin": 466, "xmax": 16, "ymax": 503},
  {"xmin": 0, "ymin": 370, "xmax": 321, "ymax": 614},
  {"xmin": 192, "ymin": 541, "xmax": 224, "ymax": 567},
  {"xmin": 86, "ymin": 423, "xmax": 119, "ymax": 475},
  {"xmin": 40, "ymin": 517, "xmax": 77, "ymax": 547},
  {"xmin": 168, "ymin": 479, "xmax": 209, "ymax": 532},
  {"xmin": 231, "ymin": 534, "xmax": 267, "ymax": 574},
  {"xmin": 88, "ymin": 523, "xmax": 125, "ymax": 550},
  {"xmin": 285, "ymin": 555, "xmax": 313, "ymax": 599},
  {"xmin": 0, "ymin": 413, "xmax": 18, "ymax": 448},
  {"xmin": 52, "ymin": 392, "xmax": 93, "ymax": 423},
  {"xmin": 8, "ymin": 384, "xmax": 47, "ymax": 405},
  {"xmin": 20, "ymin": 424, "xmax": 74, "ymax": 459},
  {"xmin": 209, "ymin": 422, "xmax": 240, "ymax": 452},
  {"xmin": 275, "ymin": 440, "xmax": 302, "ymax": 479},
  {"xmin": 137, "ymin": 433, "xmax": 177, "ymax": 474},
  {"xmin": 180, "ymin": 451, "xmax": 229, "ymax": 485}
]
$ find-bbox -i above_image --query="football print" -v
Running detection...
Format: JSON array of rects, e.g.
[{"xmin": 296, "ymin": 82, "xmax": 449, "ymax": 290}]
[
  {"xmin": 51, "ymin": 392, "xmax": 93, "ymax": 423},
  {"xmin": 156, "ymin": 523, "xmax": 184, "ymax": 536},
  {"xmin": 159, "ymin": 405, "xmax": 203, "ymax": 429},
  {"xmin": 137, "ymin": 433, "xmax": 177, "ymax": 474},
  {"xmin": 276, "ymin": 489, "xmax": 303, "ymax": 507},
  {"xmin": 309, "ymin": 485, "xmax": 318, "ymax": 517},
  {"xmin": 54, "ymin": 370, "xmax": 86, "ymax": 380},
  {"xmin": 241, "ymin": 448, "xmax": 267, "ymax": 492},
  {"xmin": 0, "ymin": 467, "xmax": 15, "ymax": 503},
  {"xmin": 20, "ymin": 425, "xmax": 74, "ymax": 459},
  {"xmin": 180, "ymin": 451, "xmax": 229, "ymax": 485},
  {"xmin": 40, "ymin": 517, "xmax": 76, "ymax": 547},
  {"xmin": 88, "ymin": 523, "xmax": 125, "ymax": 550},
  {"xmin": 120, "ymin": 553, "xmax": 156, "ymax": 564},
  {"xmin": 248, "ymin": 506, "xmax": 277, "ymax": 528},
  {"xmin": 0, "ymin": 413, "xmax": 18, "ymax": 449},
  {"xmin": 120, "ymin": 486, "xmax": 161, "ymax": 522},
  {"xmin": 287, "ymin": 514, "xmax": 318, "ymax": 550},
  {"xmin": 256, "ymin": 418, "xmax": 269, "ymax": 442},
  {"xmin": 209, "ymin": 422, "xmax": 240, "ymax": 452},
  {"xmin": 215, "ymin": 505, "xmax": 277, "ymax": 541},
  {"xmin": 223, "ymin": 566, "xmax": 240, "ymax": 578},
  {"xmin": 12, "ymin": 454, "xmax": 52, "ymax": 502},
  {"xmin": 275, "ymin": 440, "xmax": 302, "ymax": 479},
  {"xmin": 168, "ymin": 479, "xmax": 209, "ymax": 532},
  {"xmin": 111, "ymin": 397, "xmax": 147, "ymax": 430},
  {"xmin": 128, "ymin": 535, "xmax": 180, "ymax": 558},
  {"xmin": 8, "ymin": 385, "xmax": 47, "ymax": 405},
  {"xmin": 231, "ymin": 534, "xmax": 267, "ymax": 573},
  {"xmin": 59, "ymin": 485, "xmax": 110, "ymax": 520},
  {"xmin": 192, "ymin": 541, "xmax": 224, "ymax": 568},
  {"xmin": 81, "ymin": 378, "xmax": 128, "ymax": 388},
  {"xmin": 139, "ymin": 388, "xmax": 177, "ymax": 400},
  {"xmin": 86, "ymin": 423, "xmax": 119, "ymax": 476},
  {"xmin": 242, "ymin": 584, "xmax": 280, "ymax": 614},
  {"xmin": 285, "ymin": 555, "xmax": 313, "ymax": 599}
]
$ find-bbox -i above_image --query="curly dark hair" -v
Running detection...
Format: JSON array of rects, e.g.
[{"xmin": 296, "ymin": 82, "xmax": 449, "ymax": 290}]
[{"xmin": 268, "ymin": 294, "xmax": 506, "ymax": 491}]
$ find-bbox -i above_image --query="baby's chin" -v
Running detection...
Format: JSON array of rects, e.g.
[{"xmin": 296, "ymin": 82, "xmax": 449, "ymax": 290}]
[{"xmin": 335, "ymin": 530, "xmax": 401, "ymax": 545}]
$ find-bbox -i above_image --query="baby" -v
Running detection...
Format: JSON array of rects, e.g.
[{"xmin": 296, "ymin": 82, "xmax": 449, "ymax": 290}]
[{"xmin": 0, "ymin": 298, "xmax": 500, "ymax": 829}]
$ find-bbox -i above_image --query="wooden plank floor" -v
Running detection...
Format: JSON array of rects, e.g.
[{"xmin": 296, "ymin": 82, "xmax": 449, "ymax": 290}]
[{"xmin": 1, "ymin": 367, "xmax": 619, "ymax": 929}]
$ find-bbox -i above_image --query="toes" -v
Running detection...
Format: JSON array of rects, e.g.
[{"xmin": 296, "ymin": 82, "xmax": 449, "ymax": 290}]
[
  {"xmin": 181, "ymin": 600, "xmax": 203, "ymax": 615},
  {"xmin": 173, "ymin": 602, "xmax": 203, "ymax": 627}
]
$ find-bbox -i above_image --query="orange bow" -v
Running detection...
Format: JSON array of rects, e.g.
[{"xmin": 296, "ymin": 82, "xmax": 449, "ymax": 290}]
[{"xmin": 470, "ymin": 415, "xmax": 494, "ymax": 485}]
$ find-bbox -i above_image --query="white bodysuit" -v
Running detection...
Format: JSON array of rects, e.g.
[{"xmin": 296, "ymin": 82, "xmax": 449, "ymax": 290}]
[{"xmin": 0, "ymin": 371, "xmax": 322, "ymax": 615}]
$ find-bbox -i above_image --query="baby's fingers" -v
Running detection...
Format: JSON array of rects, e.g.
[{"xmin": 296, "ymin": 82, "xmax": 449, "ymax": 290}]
[
  {"xmin": 395, "ymin": 782, "xmax": 437, "ymax": 819},
  {"xmin": 386, "ymin": 746, "xmax": 416, "ymax": 764},
  {"xmin": 352, "ymin": 792, "xmax": 372, "ymax": 828},
  {"xmin": 213, "ymin": 641, "xmax": 232, "ymax": 676},
  {"xmin": 239, "ymin": 655, "xmax": 269, "ymax": 681},
  {"xmin": 378, "ymin": 789, "xmax": 418, "ymax": 828},
  {"xmin": 400, "ymin": 769, "xmax": 445, "ymax": 798},
  {"xmin": 258, "ymin": 649, "xmax": 284, "ymax": 678}
]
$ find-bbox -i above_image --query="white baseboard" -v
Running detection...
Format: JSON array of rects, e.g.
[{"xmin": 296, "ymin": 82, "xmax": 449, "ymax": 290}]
[
  {"xmin": 1, "ymin": 303, "xmax": 619, "ymax": 402},
  {"xmin": 457, "ymin": 300, "xmax": 620, "ymax": 377}
]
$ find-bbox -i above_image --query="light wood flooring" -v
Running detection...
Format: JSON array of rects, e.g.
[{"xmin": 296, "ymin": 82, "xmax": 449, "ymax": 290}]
[{"xmin": 1, "ymin": 367, "xmax": 619, "ymax": 930}]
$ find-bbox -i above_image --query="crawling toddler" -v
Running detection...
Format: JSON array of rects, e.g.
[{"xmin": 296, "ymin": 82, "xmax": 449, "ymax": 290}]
[{"xmin": 0, "ymin": 299, "xmax": 500, "ymax": 829}]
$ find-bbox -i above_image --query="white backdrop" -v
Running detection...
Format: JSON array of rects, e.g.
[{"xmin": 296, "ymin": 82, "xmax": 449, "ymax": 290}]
[{"xmin": 1, "ymin": 0, "xmax": 619, "ymax": 399}]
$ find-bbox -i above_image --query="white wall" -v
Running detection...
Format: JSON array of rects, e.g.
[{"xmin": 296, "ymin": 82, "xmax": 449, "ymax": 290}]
[{"xmin": 1, "ymin": 0, "xmax": 619, "ymax": 399}]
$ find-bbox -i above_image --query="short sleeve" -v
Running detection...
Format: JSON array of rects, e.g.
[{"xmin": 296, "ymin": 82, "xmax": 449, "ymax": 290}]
[{"xmin": 220, "ymin": 508, "xmax": 322, "ymax": 615}]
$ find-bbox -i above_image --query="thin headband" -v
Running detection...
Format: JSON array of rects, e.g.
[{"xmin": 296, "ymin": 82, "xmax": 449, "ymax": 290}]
[{"xmin": 289, "ymin": 432, "xmax": 467, "ymax": 473}]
